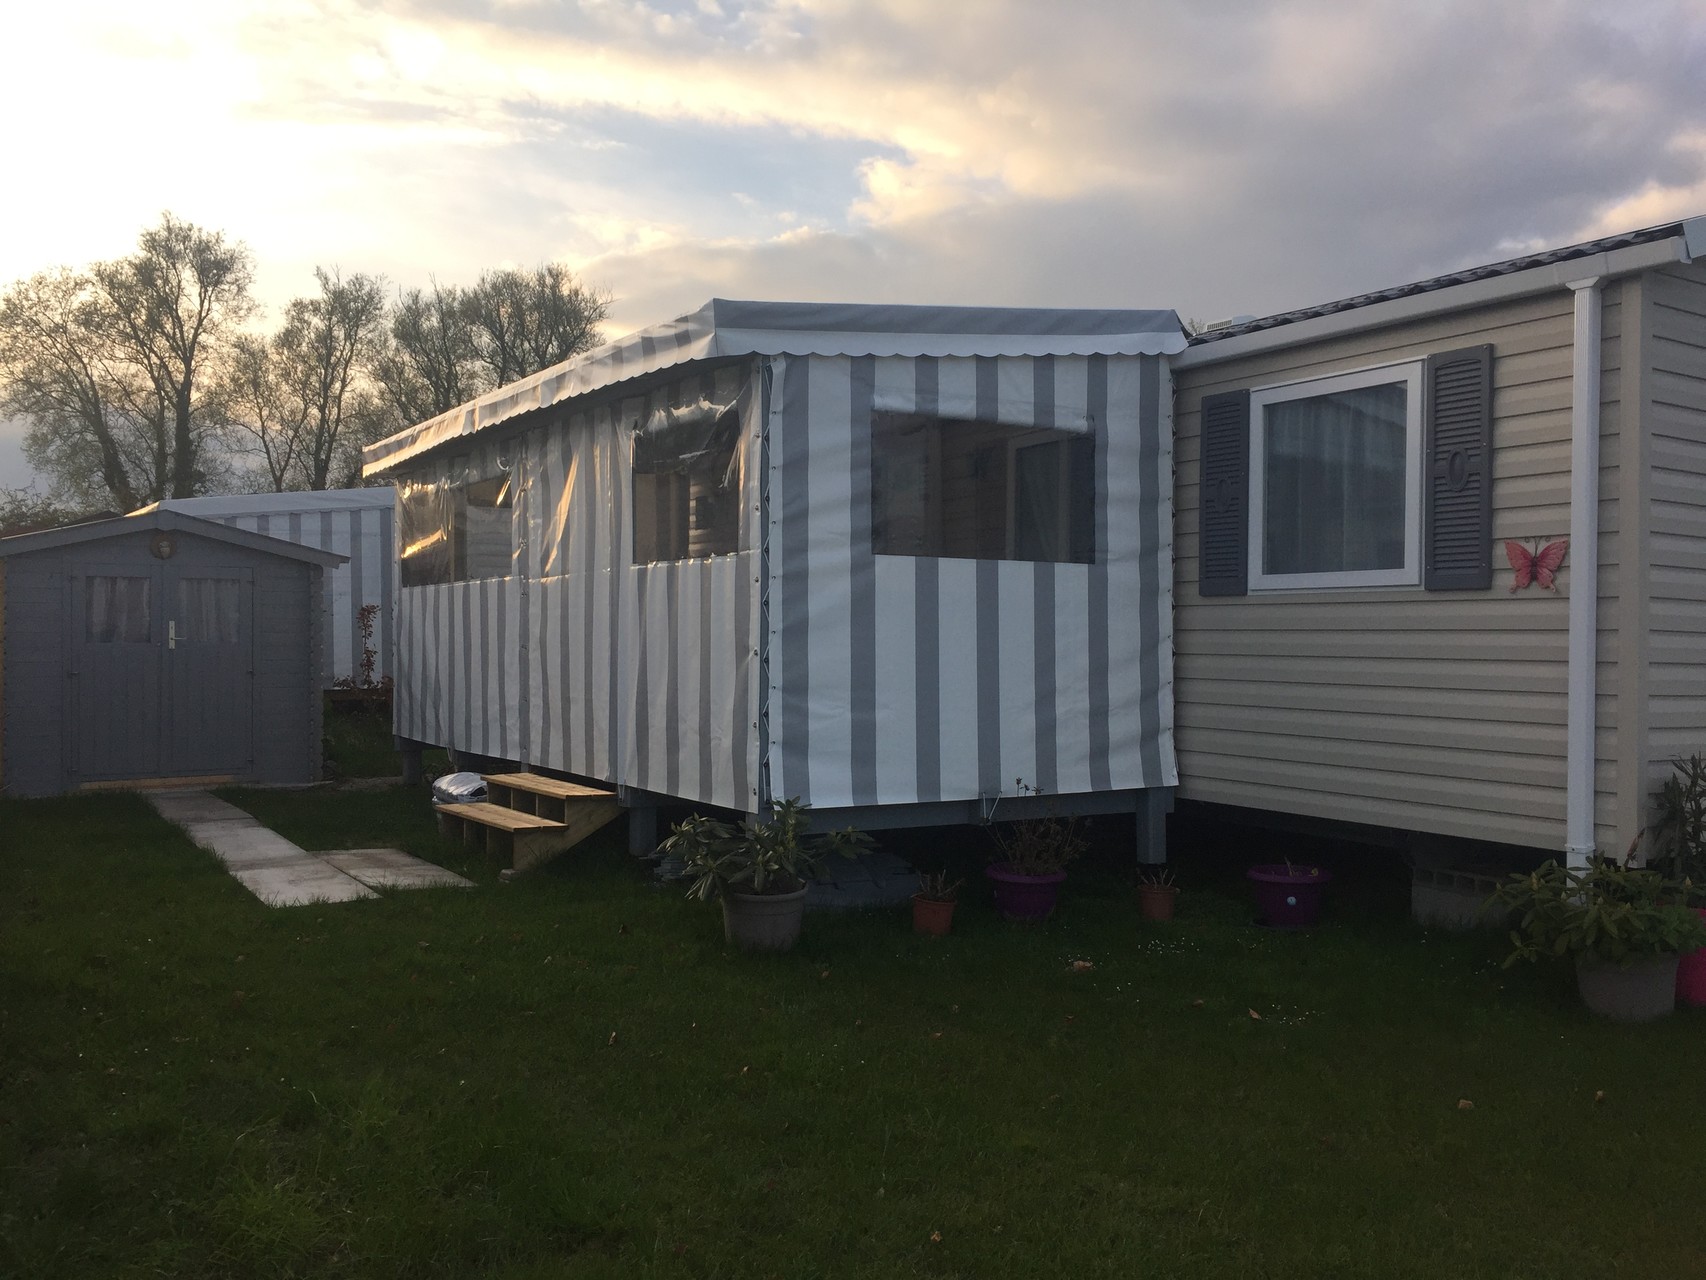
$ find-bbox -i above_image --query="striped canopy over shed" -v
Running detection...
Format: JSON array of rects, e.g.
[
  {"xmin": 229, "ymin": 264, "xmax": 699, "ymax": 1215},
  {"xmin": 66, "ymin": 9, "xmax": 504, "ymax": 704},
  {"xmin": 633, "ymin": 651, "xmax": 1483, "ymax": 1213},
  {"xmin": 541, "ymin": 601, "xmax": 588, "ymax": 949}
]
[{"xmin": 364, "ymin": 300, "xmax": 1185, "ymax": 824}]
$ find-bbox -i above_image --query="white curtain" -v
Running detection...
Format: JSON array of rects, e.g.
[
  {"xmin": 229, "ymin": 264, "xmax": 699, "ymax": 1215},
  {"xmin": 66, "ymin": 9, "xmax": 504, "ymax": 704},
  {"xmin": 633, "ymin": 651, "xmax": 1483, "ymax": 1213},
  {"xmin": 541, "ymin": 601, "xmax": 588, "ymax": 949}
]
[
  {"xmin": 179, "ymin": 578, "xmax": 240, "ymax": 643},
  {"xmin": 86, "ymin": 576, "xmax": 151, "ymax": 643},
  {"xmin": 1262, "ymin": 385, "xmax": 1406, "ymax": 575}
]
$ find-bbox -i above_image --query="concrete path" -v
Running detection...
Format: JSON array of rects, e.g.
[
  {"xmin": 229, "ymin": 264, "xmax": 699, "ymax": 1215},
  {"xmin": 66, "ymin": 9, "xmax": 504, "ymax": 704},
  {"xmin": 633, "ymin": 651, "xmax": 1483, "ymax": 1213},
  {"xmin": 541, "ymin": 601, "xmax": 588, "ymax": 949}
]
[{"xmin": 146, "ymin": 790, "xmax": 472, "ymax": 907}]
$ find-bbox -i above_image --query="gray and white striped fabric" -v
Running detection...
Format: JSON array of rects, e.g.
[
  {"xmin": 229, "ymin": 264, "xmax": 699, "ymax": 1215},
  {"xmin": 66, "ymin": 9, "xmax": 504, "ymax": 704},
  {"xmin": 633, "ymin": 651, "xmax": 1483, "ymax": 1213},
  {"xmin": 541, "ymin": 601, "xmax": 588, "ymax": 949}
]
[
  {"xmin": 765, "ymin": 352, "xmax": 1176, "ymax": 808},
  {"xmin": 390, "ymin": 349, "xmax": 1175, "ymax": 815},
  {"xmin": 392, "ymin": 364, "xmax": 761, "ymax": 811},
  {"xmin": 141, "ymin": 490, "xmax": 395, "ymax": 687}
]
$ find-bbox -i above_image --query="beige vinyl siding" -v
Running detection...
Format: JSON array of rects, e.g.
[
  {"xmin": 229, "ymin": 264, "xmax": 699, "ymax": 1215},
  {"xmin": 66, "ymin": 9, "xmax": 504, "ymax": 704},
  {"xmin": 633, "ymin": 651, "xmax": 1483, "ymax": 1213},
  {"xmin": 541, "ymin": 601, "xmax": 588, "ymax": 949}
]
[
  {"xmin": 1642, "ymin": 260, "xmax": 1706, "ymax": 819},
  {"xmin": 1175, "ymin": 284, "xmax": 1626, "ymax": 852}
]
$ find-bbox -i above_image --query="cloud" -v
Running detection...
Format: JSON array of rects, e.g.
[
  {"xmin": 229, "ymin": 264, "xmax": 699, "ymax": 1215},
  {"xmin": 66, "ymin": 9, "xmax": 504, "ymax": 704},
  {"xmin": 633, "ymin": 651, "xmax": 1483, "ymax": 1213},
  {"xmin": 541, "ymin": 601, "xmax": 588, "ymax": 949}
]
[{"xmin": 2, "ymin": 0, "xmax": 1703, "ymax": 366}]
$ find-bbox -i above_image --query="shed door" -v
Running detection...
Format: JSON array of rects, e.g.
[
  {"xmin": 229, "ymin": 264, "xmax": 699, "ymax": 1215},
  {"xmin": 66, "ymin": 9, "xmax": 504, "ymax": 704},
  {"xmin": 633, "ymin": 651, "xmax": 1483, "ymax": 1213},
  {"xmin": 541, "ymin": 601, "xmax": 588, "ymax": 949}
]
[
  {"xmin": 67, "ymin": 565, "xmax": 256, "ymax": 783},
  {"xmin": 69, "ymin": 567, "xmax": 164, "ymax": 781},
  {"xmin": 163, "ymin": 569, "xmax": 254, "ymax": 776}
]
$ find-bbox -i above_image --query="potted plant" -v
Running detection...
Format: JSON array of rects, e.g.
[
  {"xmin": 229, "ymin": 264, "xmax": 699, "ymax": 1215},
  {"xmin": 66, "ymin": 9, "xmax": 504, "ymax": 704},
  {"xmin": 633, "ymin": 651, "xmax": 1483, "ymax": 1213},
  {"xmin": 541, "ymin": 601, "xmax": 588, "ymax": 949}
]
[
  {"xmin": 1650, "ymin": 752, "xmax": 1706, "ymax": 1007},
  {"xmin": 912, "ymin": 870, "xmax": 963, "ymax": 937},
  {"xmin": 1246, "ymin": 859, "xmax": 1332, "ymax": 929},
  {"xmin": 1137, "ymin": 867, "xmax": 1179, "ymax": 922},
  {"xmin": 1487, "ymin": 855, "xmax": 1706, "ymax": 1021},
  {"xmin": 661, "ymin": 799, "xmax": 870, "ymax": 952},
  {"xmin": 985, "ymin": 782, "xmax": 1086, "ymax": 922}
]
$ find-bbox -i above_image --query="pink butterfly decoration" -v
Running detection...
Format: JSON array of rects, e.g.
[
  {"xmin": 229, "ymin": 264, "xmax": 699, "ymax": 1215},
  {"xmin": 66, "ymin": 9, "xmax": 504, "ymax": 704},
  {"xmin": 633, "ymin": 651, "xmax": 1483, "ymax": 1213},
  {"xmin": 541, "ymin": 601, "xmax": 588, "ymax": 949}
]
[{"xmin": 1505, "ymin": 538, "xmax": 1568, "ymax": 593}]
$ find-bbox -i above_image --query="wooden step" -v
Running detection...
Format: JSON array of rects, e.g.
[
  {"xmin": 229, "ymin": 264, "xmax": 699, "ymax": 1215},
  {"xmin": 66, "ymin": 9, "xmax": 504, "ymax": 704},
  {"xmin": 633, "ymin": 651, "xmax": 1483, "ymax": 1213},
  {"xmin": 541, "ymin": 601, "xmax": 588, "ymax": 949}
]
[
  {"xmin": 436, "ymin": 800, "xmax": 565, "ymax": 832},
  {"xmin": 436, "ymin": 787, "xmax": 623, "ymax": 874},
  {"xmin": 483, "ymin": 772, "xmax": 615, "ymax": 817}
]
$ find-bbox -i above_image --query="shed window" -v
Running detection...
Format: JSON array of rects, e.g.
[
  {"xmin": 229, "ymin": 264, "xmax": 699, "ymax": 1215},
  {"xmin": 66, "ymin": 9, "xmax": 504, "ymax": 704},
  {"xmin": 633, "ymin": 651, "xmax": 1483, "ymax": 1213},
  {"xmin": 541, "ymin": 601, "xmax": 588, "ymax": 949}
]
[
  {"xmin": 399, "ymin": 471, "xmax": 514, "ymax": 587},
  {"xmin": 871, "ymin": 413, "xmax": 1093, "ymax": 563},
  {"xmin": 86, "ymin": 576, "xmax": 151, "ymax": 643},
  {"xmin": 1249, "ymin": 364, "xmax": 1422, "ymax": 590},
  {"xmin": 179, "ymin": 578, "xmax": 241, "ymax": 643},
  {"xmin": 632, "ymin": 401, "xmax": 743, "ymax": 564}
]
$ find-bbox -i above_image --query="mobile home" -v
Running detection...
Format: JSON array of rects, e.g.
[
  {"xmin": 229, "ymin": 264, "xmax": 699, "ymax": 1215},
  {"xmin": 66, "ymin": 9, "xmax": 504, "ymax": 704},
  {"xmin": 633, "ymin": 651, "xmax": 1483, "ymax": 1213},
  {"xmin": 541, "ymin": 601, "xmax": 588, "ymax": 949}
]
[{"xmin": 1171, "ymin": 217, "xmax": 1706, "ymax": 863}]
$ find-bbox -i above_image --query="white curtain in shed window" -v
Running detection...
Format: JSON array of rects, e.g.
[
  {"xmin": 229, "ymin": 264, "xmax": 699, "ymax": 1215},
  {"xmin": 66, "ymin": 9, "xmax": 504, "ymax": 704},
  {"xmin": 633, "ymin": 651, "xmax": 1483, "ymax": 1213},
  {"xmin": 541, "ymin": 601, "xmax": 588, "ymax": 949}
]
[
  {"xmin": 179, "ymin": 577, "xmax": 240, "ymax": 643},
  {"xmin": 85, "ymin": 576, "xmax": 151, "ymax": 643}
]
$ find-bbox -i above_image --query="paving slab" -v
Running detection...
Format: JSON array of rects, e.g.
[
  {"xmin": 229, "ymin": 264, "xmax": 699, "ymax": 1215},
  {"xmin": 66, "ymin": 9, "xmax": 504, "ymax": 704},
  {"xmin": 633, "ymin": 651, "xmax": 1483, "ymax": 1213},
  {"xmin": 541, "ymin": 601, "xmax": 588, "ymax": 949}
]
[
  {"xmin": 148, "ymin": 790, "xmax": 375, "ymax": 907},
  {"xmin": 322, "ymin": 848, "xmax": 475, "ymax": 891}
]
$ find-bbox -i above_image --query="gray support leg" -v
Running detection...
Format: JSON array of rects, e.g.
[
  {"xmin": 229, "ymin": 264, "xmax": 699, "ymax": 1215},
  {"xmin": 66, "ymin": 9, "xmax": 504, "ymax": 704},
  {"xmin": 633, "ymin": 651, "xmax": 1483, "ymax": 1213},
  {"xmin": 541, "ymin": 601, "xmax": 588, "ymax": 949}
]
[
  {"xmin": 396, "ymin": 739, "xmax": 423, "ymax": 786},
  {"xmin": 1135, "ymin": 787, "xmax": 1174, "ymax": 866},
  {"xmin": 627, "ymin": 804, "xmax": 659, "ymax": 859}
]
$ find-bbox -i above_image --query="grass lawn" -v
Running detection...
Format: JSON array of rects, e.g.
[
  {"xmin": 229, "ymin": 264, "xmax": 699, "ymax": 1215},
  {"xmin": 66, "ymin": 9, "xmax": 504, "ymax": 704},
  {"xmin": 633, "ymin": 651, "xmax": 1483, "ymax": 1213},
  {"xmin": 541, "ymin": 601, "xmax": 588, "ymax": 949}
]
[
  {"xmin": 3, "ymin": 789, "xmax": 1704, "ymax": 1278},
  {"xmin": 321, "ymin": 700, "xmax": 448, "ymax": 781}
]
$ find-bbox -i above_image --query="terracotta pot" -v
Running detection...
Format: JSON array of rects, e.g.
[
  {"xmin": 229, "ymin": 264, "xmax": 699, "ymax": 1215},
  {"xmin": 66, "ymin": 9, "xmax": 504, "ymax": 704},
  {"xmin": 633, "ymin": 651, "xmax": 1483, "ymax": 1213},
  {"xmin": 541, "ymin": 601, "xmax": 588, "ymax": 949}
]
[
  {"xmin": 721, "ymin": 885, "xmax": 809, "ymax": 952},
  {"xmin": 912, "ymin": 893, "xmax": 956, "ymax": 937},
  {"xmin": 986, "ymin": 864, "xmax": 1066, "ymax": 922},
  {"xmin": 1137, "ymin": 883, "xmax": 1178, "ymax": 922}
]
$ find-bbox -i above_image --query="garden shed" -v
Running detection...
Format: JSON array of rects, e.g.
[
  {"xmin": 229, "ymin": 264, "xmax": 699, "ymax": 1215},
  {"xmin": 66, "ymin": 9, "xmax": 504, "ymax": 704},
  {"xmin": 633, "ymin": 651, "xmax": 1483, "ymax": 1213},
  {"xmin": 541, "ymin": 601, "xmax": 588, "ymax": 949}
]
[
  {"xmin": 1171, "ymin": 216, "xmax": 1706, "ymax": 865},
  {"xmin": 135, "ymin": 488, "xmax": 396, "ymax": 688},
  {"xmin": 0, "ymin": 509, "xmax": 345, "ymax": 797},
  {"xmin": 363, "ymin": 300, "xmax": 1186, "ymax": 852}
]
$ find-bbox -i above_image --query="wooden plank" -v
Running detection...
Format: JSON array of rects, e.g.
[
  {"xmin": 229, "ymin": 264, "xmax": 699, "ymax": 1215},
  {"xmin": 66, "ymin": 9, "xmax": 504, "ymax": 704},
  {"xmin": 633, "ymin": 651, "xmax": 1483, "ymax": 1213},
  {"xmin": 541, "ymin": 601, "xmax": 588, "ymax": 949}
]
[
  {"xmin": 434, "ymin": 800, "xmax": 566, "ymax": 832},
  {"xmin": 483, "ymin": 772, "xmax": 615, "ymax": 801},
  {"xmin": 78, "ymin": 775, "xmax": 240, "ymax": 792}
]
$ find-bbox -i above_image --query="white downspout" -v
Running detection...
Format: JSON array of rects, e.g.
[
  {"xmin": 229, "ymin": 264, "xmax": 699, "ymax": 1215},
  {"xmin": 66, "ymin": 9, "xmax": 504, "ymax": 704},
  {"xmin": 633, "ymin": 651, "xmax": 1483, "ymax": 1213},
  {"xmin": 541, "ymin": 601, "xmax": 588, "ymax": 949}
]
[{"xmin": 1565, "ymin": 276, "xmax": 1602, "ymax": 867}]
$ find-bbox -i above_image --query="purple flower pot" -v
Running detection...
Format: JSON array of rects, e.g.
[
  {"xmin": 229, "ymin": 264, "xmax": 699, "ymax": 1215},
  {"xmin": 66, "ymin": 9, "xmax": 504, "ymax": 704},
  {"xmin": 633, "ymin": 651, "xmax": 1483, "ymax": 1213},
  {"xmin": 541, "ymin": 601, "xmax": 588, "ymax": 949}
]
[
  {"xmin": 1246, "ymin": 864, "xmax": 1332, "ymax": 929},
  {"xmin": 1678, "ymin": 908, "xmax": 1706, "ymax": 1008},
  {"xmin": 986, "ymin": 864, "xmax": 1067, "ymax": 922}
]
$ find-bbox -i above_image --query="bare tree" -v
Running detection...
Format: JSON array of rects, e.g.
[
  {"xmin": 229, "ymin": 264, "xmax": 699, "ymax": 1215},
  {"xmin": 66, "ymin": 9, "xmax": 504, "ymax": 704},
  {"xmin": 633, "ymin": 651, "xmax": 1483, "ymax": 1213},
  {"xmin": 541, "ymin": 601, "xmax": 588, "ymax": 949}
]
[
  {"xmin": 0, "ymin": 269, "xmax": 163, "ymax": 510},
  {"xmin": 370, "ymin": 265, "xmax": 610, "ymax": 429},
  {"xmin": 371, "ymin": 281, "xmax": 478, "ymax": 427},
  {"xmin": 217, "ymin": 332, "xmax": 306, "ymax": 492},
  {"xmin": 464, "ymin": 264, "xmax": 610, "ymax": 387},
  {"xmin": 89, "ymin": 213, "xmax": 255, "ymax": 498}
]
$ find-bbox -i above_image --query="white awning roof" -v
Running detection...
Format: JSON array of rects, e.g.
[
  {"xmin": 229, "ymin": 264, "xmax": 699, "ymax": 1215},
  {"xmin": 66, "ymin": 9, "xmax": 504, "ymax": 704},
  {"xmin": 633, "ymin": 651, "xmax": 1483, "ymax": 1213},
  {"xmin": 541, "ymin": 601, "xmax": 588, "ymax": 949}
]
[
  {"xmin": 363, "ymin": 299, "xmax": 1186, "ymax": 477},
  {"xmin": 133, "ymin": 488, "xmax": 397, "ymax": 517}
]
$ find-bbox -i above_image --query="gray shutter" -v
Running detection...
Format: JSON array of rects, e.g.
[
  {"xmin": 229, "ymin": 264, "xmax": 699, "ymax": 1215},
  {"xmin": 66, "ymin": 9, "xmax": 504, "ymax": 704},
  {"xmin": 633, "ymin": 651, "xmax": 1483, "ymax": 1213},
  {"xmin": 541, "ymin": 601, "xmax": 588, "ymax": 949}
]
[
  {"xmin": 1197, "ymin": 390, "xmax": 1249, "ymax": 597},
  {"xmin": 1423, "ymin": 344, "xmax": 1494, "ymax": 590}
]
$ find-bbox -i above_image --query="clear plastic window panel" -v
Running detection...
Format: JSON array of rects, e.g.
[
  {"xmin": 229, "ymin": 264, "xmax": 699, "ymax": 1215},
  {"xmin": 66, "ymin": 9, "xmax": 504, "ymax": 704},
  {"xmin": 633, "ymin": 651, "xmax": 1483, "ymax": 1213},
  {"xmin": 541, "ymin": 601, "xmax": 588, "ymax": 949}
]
[
  {"xmin": 397, "ymin": 457, "xmax": 515, "ymax": 586},
  {"xmin": 871, "ymin": 413, "xmax": 1094, "ymax": 564},
  {"xmin": 631, "ymin": 396, "xmax": 745, "ymax": 564}
]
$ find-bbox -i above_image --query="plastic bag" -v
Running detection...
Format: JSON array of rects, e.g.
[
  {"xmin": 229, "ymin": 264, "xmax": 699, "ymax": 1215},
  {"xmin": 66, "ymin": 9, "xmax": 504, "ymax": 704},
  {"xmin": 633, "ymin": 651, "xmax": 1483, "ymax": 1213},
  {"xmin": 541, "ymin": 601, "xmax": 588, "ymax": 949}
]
[{"xmin": 431, "ymin": 772, "xmax": 488, "ymax": 805}]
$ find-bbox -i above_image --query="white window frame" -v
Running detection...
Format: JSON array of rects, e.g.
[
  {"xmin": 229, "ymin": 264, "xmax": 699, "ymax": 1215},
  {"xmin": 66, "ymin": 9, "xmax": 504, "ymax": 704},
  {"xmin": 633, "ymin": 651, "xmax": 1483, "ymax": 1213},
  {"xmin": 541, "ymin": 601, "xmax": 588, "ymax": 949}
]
[{"xmin": 1247, "ymin": 361, "xmax": 1424, "ymax": 592}]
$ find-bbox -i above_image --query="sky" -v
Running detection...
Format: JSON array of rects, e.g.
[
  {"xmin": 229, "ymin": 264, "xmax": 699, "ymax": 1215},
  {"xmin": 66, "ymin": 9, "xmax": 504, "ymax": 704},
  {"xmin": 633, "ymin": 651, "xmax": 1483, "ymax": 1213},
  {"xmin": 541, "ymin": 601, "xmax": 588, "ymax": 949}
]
[{"xmin": 3, "ymin": 0, "xmax": 1706, "ymax": 491}]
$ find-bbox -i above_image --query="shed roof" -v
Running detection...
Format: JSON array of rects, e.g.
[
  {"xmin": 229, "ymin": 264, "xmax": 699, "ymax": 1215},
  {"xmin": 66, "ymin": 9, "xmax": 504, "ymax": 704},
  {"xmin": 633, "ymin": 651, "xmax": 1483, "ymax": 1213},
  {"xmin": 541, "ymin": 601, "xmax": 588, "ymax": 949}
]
[
  {"xmin": 363, "ymin": 299, "xmax": 1187, "ymax": 476},
  {"xmin": 1188, "ymin": 216, "xmax": 1706, "ymax": 349},
  {"xmin": 0, "ymin": 509, "xmax": 349, "ymax": 565},
  {"xmin": 133, "ymin": 488, "xmax": 396, "ymax": 517}
]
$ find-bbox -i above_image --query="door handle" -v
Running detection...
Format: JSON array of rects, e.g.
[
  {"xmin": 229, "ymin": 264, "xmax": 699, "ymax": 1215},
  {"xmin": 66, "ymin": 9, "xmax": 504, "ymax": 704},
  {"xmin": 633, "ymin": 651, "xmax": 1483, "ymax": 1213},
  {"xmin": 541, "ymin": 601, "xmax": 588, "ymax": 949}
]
[{"xmin": 169, "ymin": 620, "xmax": 177, "ymax": 650}]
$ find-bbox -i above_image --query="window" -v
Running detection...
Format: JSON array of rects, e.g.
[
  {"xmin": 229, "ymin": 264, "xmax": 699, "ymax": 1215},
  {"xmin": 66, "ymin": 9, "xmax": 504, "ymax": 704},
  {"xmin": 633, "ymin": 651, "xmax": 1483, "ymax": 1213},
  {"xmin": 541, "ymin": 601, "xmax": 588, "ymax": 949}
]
[
  {"xmin": 178, "ymin": 577, "xmax": 241, "ymax": 643},
  {"xmin": 399, "ymin": 470, "xmax": 514, "ymax": 587},
  {"xmin": 871, "ymin": 413, "xmax": 1093, "ymax": 563},
  {"xmin": 85, "ymin": 576, "xmax": 151, "ymax": 643},
  {"xmin": 1248, "ymin": 363, "xmax": 1422, "ymax": 590},
  {"xmin": 632, "ymin": 402, "xmax": 743, "ymax": 564}
]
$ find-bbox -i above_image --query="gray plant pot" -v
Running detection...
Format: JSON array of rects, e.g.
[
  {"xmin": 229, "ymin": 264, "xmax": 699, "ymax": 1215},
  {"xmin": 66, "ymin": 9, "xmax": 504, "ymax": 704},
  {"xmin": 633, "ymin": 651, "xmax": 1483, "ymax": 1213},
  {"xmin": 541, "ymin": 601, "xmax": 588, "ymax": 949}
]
[
  {"xmin": 1575, "ymin": 952, "xmax": 1680, "ymax": 1022},
  {"xmin": 721, "ymin": 885, "xmax": 810, "ymax": 952}
]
